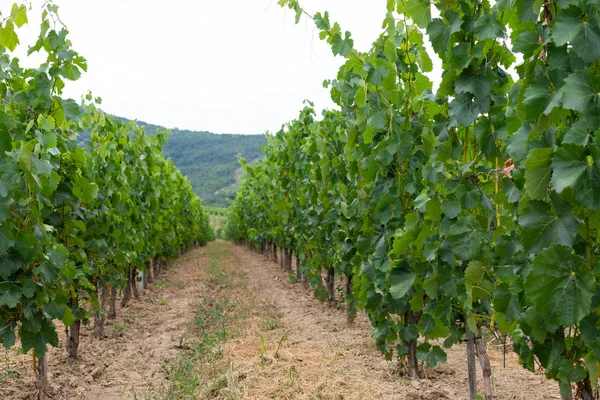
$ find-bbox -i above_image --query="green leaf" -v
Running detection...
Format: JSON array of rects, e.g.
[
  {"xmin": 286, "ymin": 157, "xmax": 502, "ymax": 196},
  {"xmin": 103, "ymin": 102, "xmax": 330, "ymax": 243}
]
[
  {"xmin": 62, "ymin": 307, "xmax": 76, "ymax": 326},
  {"xmin": 10, "ymin": 4, "xmax": 28, "ymax": 28},
  {"xmin": 418, "ymin": 314, "xmax": 435, "ymax": 335},
  {"xmin": 401, "ymin": 0, "xmax": 431, "ymax": 28},
  {"xmin": 519, "ymin": 199, "xmax": 578, "ymax": 254},
  {"xmin": 0, "ymin": 324, "xmax": 15, "ymax": 349},
  {"xmin": 0, "ymin": 251, "xmax": 21, "ymax": 278},
  {"xmin": 21, "ymin": 279, "xmax": 38, "ymax": 298},
  {"xmin": 449, "ymin": 93, "xmax": 488, "ymax": 127},
  {"xmin": 354, "ymin": 86, "xmax": 366, "ymax": 107},
  {"xmin": 502, "ymin": 179, "xmax": 523, "ymax": 203},
  {"xmin": 560, "ymin": 69, "xmax": 600, "ymax": 126},
  {"xmin": 427, "ymin": 13, "xmax": 462, "ymax": 53},
  {"xmin": 524, "ymin": 148, "xmax": 553, "ymax": 200},
  {"xmin": 507, "ymin": 124, "xmax": 530, "ymax": 163},
  {"xmin": 493, "ymin": 284, "xmax": 521, "ymax": 323},
  {"xmin": 20, "ymin": 319, "xmax": 59, "ymax": 358},
  {"xmin": 423, "ymin": 275, "xmax": 437, "ymax": 299},
  {"xmin": 331, "ymin": 31, "xmax": 354, "ymax": 57},
  {"xmin": 523, "ymin": 76, "xmax": 562, "ymax": 118},
  {"xmin": 442, "ymin": 196, "xmax": 461, "ymax": 218},
  {"xmin": 513, "ymin": 30, "xmax": 542, "ymax": 57},
  {"xmin": 389, "ymin": 267, "xmax": 416, "ymax": 299},
  {"xmin": 367, "ymin": 64, "xmax": 389, "ymax": 86},
  {"xmin": 363, "ymin": 126, "xmax": 375, "ymax": 145},
  {"xmin": 447, "ymin": 216, "xmax": 485, "ymax": 260},
  {"xmin": 474, "ymin": 13, "xmax": 505, "ymax": 40},
  {"xmin": 37, "ymin": 115, "xmax": 55, "ymax": 131},
  {"xmin": 384, "ymin": 41, "xmax": 397, "ymax": 64},
  {"xmin": 450, "ymin": 42, "xmax": 471, "ymax": 70},
  {"xmin": 455, "ymin": 74, "xmax": 492, "ymax": 98},
  {"xmin": 49, "ymin": 244, "xmax": 68, "ymax": 267},
  {"xmin": 522, "ymin": 307, "xmax": 553, "ymax": 343},
  {"xmin": 387, "ymin": 0, "xmax": 395, "ymax": 12},
  {"xmin": 45, "ymin": 301, "xmax": 65, "ymax": 319},
  {"xmin": 465, "ymin": 261, "xmax": 484, "ymax": 284},
  {"xmin": 0, "ymin": 224, "xmax": 13, "ymax": 255},
  {"xmin": 73, "ymin": 176, "xmax": 99, "ymax": 203},
  {"xmin": 368, "ymin": 111, "xmax": 386, "ymax": 131},
  {"xmin": 0, "ymin": 195, "xmax": 11, "ymax": 223},
  {"xmin": 584, "ymin": 352, "xmax": 598, "ymax": 389},
  {"xmin": 0, "ymin": 21, "xmax": 19, "ymax": 52},
  {"xmin": 0, "ymin": 285, "xmax": 21, "ymax": 308},
  {"xmin": 525, "ymin": 245, "xmax": 595, "ymax": 326},
  {"xmin": 552, "ymin": 9, "xmax": 600, "ymax": 64},
  {"xmin": 551, "ymin": 143, "xmax": 600, "ymax": 209},
  {"xmin": 416, "ymin": 342, "xmax": 447, "ymax": 367},
  {"xmin": 563, "ymin": 120, "xmax": 590, "ymax": 146}
]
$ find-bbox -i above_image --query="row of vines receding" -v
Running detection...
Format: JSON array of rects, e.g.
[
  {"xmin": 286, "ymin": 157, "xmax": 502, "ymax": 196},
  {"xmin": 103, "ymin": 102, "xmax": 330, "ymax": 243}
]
[
  {"xmin": 0, "ymin": 3, "xmax": 214, "ymax": 398},
  {"xmin": 224, "ymin": 0, "xmax": 600, "ymax": 398}
]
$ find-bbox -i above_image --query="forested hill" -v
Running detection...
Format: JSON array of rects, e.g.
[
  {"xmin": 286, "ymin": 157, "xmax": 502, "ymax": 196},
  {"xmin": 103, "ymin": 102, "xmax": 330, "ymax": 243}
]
[{"xmin": 117, "ymin": 118, "xmax": 267, "ymax": 207}]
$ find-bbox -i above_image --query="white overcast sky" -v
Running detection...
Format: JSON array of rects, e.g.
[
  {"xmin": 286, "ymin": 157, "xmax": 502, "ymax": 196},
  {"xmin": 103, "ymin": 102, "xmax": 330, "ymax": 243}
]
[{"xmin": 12, "ymin": 0, "xmax": 393, "ymax": 134}]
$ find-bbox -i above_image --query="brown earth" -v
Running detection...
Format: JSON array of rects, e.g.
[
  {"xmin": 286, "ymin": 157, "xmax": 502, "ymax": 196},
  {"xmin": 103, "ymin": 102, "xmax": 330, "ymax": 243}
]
[{"xmin": 0, "ymin": 240, "xmax": 560, "ymax": 399}]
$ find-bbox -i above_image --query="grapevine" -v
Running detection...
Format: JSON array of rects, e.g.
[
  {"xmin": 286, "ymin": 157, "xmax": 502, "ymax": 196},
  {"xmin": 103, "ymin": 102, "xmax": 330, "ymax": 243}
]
[
  {"xmin": 225, "ymin": 0, "xmax": 600, "ymax": 398},
  {"xmin": 0, "ymin": 3, "xmax": 213, "ymax": 396}
]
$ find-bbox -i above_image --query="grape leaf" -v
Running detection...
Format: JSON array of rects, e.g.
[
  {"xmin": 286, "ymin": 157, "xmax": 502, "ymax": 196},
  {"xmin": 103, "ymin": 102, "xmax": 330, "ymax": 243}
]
[
  {"xmin": 416, "ymin": 342, "xmax": 447, "ymax": 367},
  {"xmin": 560, "ymin": 69, "xmax": 600, "ymax": 126},
  {"xmin": 551, "ymin": 143, "xmax": 600, "ymax": 209},
  {"xmin": 525, "ymin": 245, "xmax": 595, "ymax": 326},
  {"xmin": 0, "ymin": 251, "xmax": 21, "ymax": 278},
  {"xmin": 523, "ymin": 76, "xmax": 562, "ymax": 119},
  {"xmin": 427, "ymin": 12, "xmax": 462, "ymax": 53},
  {"xmin": 465, "ymin": 261, "xmax": 484, "ymax": 285},
  {"xmin": 0, "ymin": 21, "xmax": 19, "ymax": 52},
  {"xmin": 493, "ymin": 284, "xmax": 521, "ymax": 323},
  {"xmin": 447, "ymin": 216, "xmax": 485, "ymax": 260},
  {"xmin": 0, "ymin": 285, "xmax": 21, "ymax": 308},
  {"xmin": 389, "ymin": 267, "xmax": 416, "ymax": 299},
  {"xmin": 0, "ymin": 224, "xmax": 13, "ymax": 255},
  {"xmin": 449, "ymin": 93, "xmax": 486, "ymax": 127},
  {"xmin": 524, "ymin": 148, "xmax": 553, "ymax": 200},
  {"xmin": 72, "ymin": 176, "xmax": 97, "ymax": 204},
  {"xmin": 401, "ymin": 0, "xmax": 431, "ymax": 28},
  {"xmin": 562, "ymin": 120, "xmax": 590, "ymax": 146},
  {"xmin": 0, "ymin": 324, "xmax": 15, "ymax": 349},
  {"xmin": 513, "ymin": 30, "xmax": 542, "ymax": 57},
  {"xmin": 474, "ymin": 13, "xmax": 506, "ymax": 40},
  {"xmin": 552, "ymin": 9, "xmax": 600, "ymax": 64},
  {"xmin": 455, "ymin": 73, "xmax": 492, "ymax": 98},
  {"xmin": 19, "ymin": 318, "xmax": 59, "ymax": 358},
  {"xmin": 10, "ymin": 4, "xmax": 28, "ymax": 28},
  {"xmin": 518, "ymin": 199, "xmax": 578, "ymax": 254}
]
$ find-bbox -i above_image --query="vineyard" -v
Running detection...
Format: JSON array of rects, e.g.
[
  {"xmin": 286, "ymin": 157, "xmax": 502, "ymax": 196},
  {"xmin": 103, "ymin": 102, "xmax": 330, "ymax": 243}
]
[
  {"xmin": 0, "ymin": 3, "xmax": 213, "ymax": 399},
  {"xmin": 205, "ymin": 206, "xmax": 228, "ymax": 237},
  {"xmin": 2, "ymin": 0, "xmax": 600, "ymax": 399},
  {"xmin": 225, "ymin": 0, "xmax": 600, "ymax": 399}
]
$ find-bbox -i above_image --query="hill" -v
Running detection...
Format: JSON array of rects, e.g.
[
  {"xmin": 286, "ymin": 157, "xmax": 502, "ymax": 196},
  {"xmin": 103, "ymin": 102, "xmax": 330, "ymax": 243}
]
[{"xmin": 118, "ymin": 118, "xmax": 267, "ymax": 207}]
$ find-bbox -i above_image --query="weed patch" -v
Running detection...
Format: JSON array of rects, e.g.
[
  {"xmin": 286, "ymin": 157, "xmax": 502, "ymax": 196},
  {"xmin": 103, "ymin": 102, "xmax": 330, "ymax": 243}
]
[{"xmin": 158, "ymin": 242, "xmax": 246, "ymax": 399}]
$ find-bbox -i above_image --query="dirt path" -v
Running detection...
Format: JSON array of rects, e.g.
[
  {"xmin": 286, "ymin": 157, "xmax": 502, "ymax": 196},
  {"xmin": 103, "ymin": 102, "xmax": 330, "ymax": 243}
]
[
  {"xmin": 225, "ymin": 243, "xmax": 560, "ymax": 400},
  {"xmin": 1, "ymin": 241, "xmax": 560, "ymax": 399},
  {"xmin": 1, "ymin": 248, "xmax": 213, "ymax": 399}
]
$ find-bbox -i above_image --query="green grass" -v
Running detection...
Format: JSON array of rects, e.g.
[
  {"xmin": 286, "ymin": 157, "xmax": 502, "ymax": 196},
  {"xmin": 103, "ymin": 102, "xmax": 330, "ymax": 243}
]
[
  {"xmin": 0, "ymin": 362, "xmax": 19, "ymax": 385},
  {"xmin": 113, "ymin": 323, "xmax": 125, "ymax": 332},
  {"xmin": 152, "ymin": 280, "xmax": 170, "ymax": 289}
]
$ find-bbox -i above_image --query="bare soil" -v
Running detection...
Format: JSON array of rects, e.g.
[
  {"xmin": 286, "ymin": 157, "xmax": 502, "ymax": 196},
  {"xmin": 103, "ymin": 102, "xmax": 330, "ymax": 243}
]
[
  {"xmin": 225, "ymin": 243, "xmax": 560, "ymax": 400},
  {"xmin": 0, "ymin": 241, "xmax": 560, "ymax": 399}
]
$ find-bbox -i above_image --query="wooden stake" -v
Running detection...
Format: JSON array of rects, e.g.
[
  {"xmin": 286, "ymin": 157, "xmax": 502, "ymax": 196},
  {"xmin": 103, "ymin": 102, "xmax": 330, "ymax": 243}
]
[{"xmin": 466, "ymin": 325, "xmax": 477, "ymax": 399}]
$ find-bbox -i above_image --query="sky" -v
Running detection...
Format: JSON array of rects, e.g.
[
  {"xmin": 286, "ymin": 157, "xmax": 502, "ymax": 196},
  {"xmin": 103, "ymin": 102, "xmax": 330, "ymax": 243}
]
[{"xmin": 12, "ymin": 0, "xmax": 392, "ymax": 134}]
